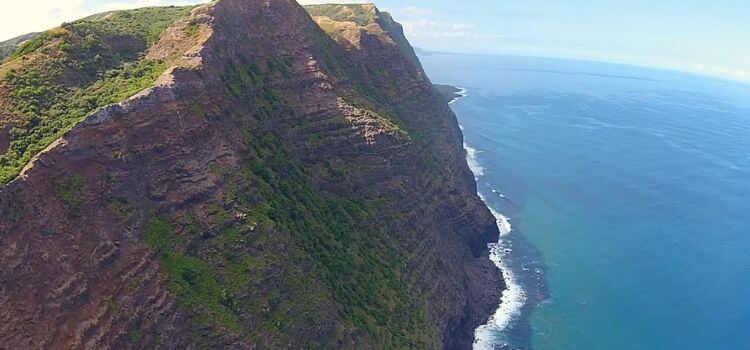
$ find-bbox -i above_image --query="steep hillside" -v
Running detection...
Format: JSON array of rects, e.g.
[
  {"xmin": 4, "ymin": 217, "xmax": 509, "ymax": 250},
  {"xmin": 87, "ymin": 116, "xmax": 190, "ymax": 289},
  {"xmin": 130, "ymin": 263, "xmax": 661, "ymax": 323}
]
[
  {"xmin": 0, "ymin": 5, "xmax": 196, "ymax": 184},
  {"xmin": 0, "ymin": 1, "xmax": 502, "ymax": 349},
  {"xmin": 0, "ymin": 33, "xmax": 42, "ymax": 62}
]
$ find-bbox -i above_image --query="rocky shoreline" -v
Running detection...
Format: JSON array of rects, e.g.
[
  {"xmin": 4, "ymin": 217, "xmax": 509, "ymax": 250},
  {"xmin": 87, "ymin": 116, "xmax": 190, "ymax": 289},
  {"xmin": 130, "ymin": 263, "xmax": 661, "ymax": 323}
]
[{"xmin": 434, "ymin": 83, "xmax": 465, "ymax": 104}]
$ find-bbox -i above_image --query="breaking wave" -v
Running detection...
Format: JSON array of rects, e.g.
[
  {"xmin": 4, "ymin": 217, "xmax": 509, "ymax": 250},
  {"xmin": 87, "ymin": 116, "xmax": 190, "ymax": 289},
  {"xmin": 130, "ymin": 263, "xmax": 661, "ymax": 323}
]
[
  {"xmin": 473, "ymin": 194, "xmax": 526, "ymax": 350},
  {"xmin": 456, "ymin": 91, "xmax": 526, "ymax": 350}
]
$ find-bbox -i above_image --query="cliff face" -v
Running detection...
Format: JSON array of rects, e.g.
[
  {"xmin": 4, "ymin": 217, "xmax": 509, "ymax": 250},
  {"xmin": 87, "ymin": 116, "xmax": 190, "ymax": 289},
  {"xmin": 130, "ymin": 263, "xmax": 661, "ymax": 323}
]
[{"xmin": 0, "ymin": 1, "xmax": 503, "ymax": 349}]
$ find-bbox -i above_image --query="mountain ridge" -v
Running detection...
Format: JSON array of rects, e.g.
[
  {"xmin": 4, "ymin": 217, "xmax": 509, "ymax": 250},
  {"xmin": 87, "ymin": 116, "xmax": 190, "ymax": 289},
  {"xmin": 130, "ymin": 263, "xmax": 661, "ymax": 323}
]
[{"xmin": 0, "ymin": 1, "xmax": 503, "ymax": 348}]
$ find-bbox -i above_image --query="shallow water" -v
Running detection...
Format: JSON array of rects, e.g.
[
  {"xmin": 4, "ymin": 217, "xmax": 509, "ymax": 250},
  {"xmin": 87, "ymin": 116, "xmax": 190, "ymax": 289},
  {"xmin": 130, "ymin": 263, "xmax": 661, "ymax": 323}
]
[{"xmin": 420, "ymin": 54, "xmax": 750, "ymax": 349}]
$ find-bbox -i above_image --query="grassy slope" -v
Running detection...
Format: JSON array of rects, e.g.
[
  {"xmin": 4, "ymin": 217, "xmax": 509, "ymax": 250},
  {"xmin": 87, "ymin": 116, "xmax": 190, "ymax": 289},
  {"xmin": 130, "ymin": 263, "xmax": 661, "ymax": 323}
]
[
  {"xmin": 305, "ymin": 3, "xmax": 379, "ymax": 27},
  {"xmin": 0, "ymin": 6, "xmax": 194, "ymax": 185},
  {"xmin": 305, "ymin": 4, "xmax": 424, "ymax": 75},
  {"xmin": 0, "ymin": 33, "xmax": 42, "ymax": 62}
]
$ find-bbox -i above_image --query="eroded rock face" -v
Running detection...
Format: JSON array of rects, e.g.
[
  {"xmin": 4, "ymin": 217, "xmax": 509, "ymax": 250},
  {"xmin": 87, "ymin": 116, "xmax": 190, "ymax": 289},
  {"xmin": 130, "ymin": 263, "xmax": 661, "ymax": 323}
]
[{"xmin": 0, "ymin": 0, "xmax": 503, "ymax": 349}]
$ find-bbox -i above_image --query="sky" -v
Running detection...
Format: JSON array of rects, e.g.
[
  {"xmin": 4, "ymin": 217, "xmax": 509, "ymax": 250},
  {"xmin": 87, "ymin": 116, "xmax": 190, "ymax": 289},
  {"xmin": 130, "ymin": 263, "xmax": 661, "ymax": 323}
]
[{"xmin": 1, "ymin": 0, "xmax": 748, "ymax": 83}]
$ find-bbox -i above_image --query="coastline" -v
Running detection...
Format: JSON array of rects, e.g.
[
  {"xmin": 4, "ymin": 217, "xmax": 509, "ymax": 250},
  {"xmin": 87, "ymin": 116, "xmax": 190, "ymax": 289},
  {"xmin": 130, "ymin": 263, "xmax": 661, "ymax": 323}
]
[
  {"xmin": 444, "ymin": 84, "xmax": 532, "ymax": 349},
  {"xmin": 435, "ymin": 84, "xmax": 468, "ymax": 105}
]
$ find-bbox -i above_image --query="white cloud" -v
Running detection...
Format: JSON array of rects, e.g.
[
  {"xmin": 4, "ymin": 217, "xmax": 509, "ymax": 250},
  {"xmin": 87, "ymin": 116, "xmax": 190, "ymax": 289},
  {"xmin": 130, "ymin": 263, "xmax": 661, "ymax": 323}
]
[
  {"xmin": 401, "ymin": 19, "xmax": 503, "ymax": 40},
  {"xmin": 1, "ymin": 0, "xmax": 83, "ymax": 40},
  {"xmin": 397, "ymin": 6, "xmax": 435, "ymax": 17},
  {"xmin": 0, "ymin": 0, "xmax": 208, "ymax": 41}
]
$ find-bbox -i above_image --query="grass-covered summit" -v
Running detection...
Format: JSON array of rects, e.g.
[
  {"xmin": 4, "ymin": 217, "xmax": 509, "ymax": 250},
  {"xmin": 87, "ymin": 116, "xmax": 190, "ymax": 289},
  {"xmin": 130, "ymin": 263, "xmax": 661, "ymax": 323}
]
[
  {"xmin": 305, "ymin": 3, "xmax": 425, "ymax": 76},
  {"xmin": 0, "ymin": 6, "xmax": 195, "ymax": 185},
  {"xmin": 305, "ymin": 3, "xmax": 380, "ymax": 26}
]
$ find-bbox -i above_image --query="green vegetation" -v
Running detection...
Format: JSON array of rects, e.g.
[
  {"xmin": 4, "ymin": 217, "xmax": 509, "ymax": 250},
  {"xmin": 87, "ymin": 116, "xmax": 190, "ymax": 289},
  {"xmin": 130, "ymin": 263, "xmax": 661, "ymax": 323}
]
[
  {"xmin": 68, "ymin": 6, "xmax": 193, "ymax": 46},
  {"xmin": 56, "ymin": 175, "xmax": 85, "ymax": 210},
  {"xmin": 128, "ymin": 330, "xmax": 143, "ymax": 343},
  {"xmin": 10, "ymin": 31, "xmax": 64, "ymax": 60},
  {"xmin": 104, "ymin": 297, "xmax": 125, "ymax": 317},
  {"xmin": 107, "ymin": 195, "xmax": 133, "ymax": 220},
  {"xmin": 139, "ymin": 54, "xmax": 434, "ymax": 347},
  {"xmin": 305, "ymin": 5, "xmax": 425, "ymax": 82},
  {"xmin": 360, "ymin": 105, "xmax": 409, "ymax": 138},
  {"xmin": 0, "ymin": 6, "xmax": 193, "ymax": 185},
  {"xmin": 239, "ymin": 133, "xmax": 420, "ymax": 336},
  {"xmin": 187, "ymin": 99, "xmax": 209, "ymax": 119},
  {"xmin": 148, "ymin": 131, "xmax": 433, "ymax": 347},
  {"xmin": 0, "ymin": 60, "xmax": 166, "ymax": 185},
  {"xmin": 0, "ymin": 3, "xmax": 443, "ymax": 347},
  {"xmin": 219, "ymin": 55, "xmax": 287, "ymax": 117},
  {"xmin": 145, "ymin": 217, "xmax": 245, "ymax": 333},
  {"xmin": 0, "ymin": 32, "xmax": 41, "ymax": 62},
  {"xmin": 0, "ymin": 189, "xmax": 26, "ymax": 225},
  {"xmin": 305, "ymin": 4, "xmax": 379, "ymax": 27},
  {"xmin": 185, "ymin": 22, "xmax": 200, "ymax": 38}
]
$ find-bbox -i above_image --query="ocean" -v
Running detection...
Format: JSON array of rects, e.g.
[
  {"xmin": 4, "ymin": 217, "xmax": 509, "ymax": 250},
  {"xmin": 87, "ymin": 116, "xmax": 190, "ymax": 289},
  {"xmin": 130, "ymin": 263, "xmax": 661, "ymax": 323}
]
[{"xmin": 418, "ymin": 53, "xmax": 750, "ymax": 350}]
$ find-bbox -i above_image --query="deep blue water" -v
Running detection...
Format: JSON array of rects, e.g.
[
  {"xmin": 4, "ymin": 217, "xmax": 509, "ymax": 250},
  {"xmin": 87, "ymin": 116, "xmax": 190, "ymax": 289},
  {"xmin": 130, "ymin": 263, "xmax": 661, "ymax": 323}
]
[{"xmin": 419, "ymin": 54, "xmax": 750, "ymax": 350}]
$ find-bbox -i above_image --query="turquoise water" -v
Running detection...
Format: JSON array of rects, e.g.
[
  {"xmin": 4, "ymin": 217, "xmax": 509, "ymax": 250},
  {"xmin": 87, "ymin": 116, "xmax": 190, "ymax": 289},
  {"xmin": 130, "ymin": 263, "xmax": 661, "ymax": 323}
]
[{"xmin": 419, "ymin": 54, "xmax": 750, "ymax": 349}]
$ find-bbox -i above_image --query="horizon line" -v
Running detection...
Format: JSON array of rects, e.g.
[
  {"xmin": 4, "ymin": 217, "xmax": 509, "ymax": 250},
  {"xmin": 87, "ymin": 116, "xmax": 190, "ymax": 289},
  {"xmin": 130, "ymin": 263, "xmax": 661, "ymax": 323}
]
[{"xmin": 414, "ymin": 47, "xmax": 750, "ymax": 87}]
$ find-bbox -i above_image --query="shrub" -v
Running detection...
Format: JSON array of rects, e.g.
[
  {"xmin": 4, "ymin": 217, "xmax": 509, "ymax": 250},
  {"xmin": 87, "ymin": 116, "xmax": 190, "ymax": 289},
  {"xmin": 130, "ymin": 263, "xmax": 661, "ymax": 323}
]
[
  {"xmin": 56, "ymin": 175, "xmax": 85, "ymax": 210},
  {"xmin": 0, "ymin": 3, "xmax": 189, "ymax": 186}
]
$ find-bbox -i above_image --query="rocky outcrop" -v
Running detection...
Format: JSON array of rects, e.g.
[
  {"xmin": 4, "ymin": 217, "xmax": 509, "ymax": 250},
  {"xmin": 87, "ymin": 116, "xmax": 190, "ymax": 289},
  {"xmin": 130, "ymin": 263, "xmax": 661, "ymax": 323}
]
[
  {"xmin": 434, "ymin": 84, "xmax": 463, "ymax": 104},
  {"xmin": 0, "ymin": 1, "xmax": 502, "ymax": 349}
]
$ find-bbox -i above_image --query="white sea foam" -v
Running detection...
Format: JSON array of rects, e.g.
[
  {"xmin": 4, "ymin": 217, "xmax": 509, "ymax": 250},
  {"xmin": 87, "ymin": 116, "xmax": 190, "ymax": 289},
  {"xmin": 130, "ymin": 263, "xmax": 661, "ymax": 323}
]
[
  {"xmin": 461, "ymin": 139, "xmax": 525, "ymax": 347},
  {"xmin": 473, "ymin": 194, "xmax": 526, "ymax": 350},
  {"xmin": 449, "ymin": 87, "xmax": 469, "ymax": 105},
  {"xmin": 490, "ymin": 188, "xmax": 507, "ymax": 199},
  {"xmin": 464, "ymin": 144, "xmax": 485, "ymax": 176},
  {"xmin": 483, "ymin": 197, "xmax": 513, "ymax": 237}
]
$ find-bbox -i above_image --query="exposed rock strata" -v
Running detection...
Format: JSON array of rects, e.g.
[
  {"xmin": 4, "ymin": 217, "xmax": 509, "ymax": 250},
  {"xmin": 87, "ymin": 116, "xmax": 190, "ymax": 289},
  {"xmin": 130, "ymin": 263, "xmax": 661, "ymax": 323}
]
[{"xmin": 0, "ymin": 1, "xmax": 503, "ymax": 349}]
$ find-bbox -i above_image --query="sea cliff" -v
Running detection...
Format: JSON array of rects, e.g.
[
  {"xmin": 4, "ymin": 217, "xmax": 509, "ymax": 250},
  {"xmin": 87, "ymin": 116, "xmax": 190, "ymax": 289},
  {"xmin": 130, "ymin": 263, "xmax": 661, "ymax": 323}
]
[{"xmin": 0, "ymin": 1, "xmax": 503, "ymax": 348}]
